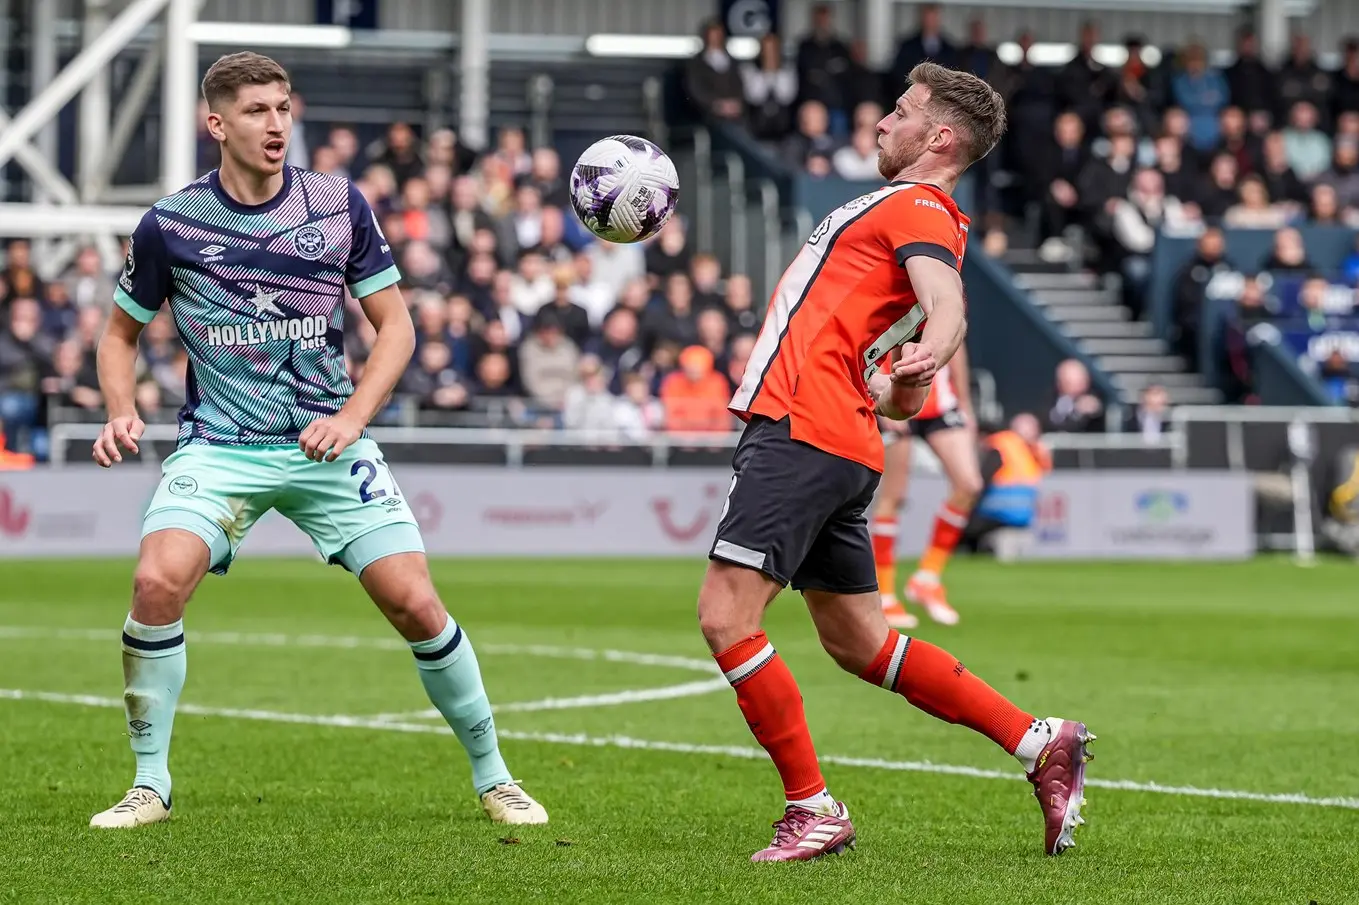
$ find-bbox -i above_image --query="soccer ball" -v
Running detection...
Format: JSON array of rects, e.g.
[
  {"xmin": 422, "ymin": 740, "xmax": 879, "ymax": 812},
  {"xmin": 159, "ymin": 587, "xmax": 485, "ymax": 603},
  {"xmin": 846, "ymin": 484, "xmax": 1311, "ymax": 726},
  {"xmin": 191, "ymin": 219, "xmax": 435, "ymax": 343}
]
[{"xmin": 569, "ymin": 135, "xmax": 679, "ymax": 244}]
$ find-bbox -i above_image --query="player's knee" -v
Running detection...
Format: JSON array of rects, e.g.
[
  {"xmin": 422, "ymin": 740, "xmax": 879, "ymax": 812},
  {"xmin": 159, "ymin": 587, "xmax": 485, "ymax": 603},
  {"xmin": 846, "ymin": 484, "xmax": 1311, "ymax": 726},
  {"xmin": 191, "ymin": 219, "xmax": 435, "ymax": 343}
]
[
  {"xmin": 696, "ymin": 565, "xmax": 764, "ymax": 652},
  {"xmin": 386, "ymin": 586, "xmax": 447, "ymax": 639},
  {"xmin": 131, "ymin": 565, "xmax": 193, "ymax": 621},
  {"xmin": 954, "ymin": 473, "xmax": 984, "ymax": 506}
]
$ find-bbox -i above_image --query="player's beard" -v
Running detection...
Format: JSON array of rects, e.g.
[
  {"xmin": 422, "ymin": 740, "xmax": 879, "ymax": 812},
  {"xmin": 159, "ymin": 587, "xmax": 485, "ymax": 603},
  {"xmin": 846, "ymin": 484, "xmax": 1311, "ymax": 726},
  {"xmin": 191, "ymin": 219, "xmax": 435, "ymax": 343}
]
[{"xmin": 878, "ymin": 130, "xmax": 929, "ymax": 181}]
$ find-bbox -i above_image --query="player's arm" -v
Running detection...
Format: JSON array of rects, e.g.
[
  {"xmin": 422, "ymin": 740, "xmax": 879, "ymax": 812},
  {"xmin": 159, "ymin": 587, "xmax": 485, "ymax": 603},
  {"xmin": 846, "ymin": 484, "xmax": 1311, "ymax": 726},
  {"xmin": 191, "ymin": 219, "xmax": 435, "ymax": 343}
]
[
  {"xmin": 893, "ymin": 255, "xmax": 967, "ymax": 388},
  {"xmin": 94, "ymin": 214, "xmax": 167, "ymax": 467},
  {"xmin": 298, "ymin": 284, "xmax": 413, "ymax": 462},
  {"xmin": 299, "ymin": 182, "xmax": 408, "ymax": 462},
  {"xmin": 870, "ymin": 370, "xmax": 929, "ymax": 421}
]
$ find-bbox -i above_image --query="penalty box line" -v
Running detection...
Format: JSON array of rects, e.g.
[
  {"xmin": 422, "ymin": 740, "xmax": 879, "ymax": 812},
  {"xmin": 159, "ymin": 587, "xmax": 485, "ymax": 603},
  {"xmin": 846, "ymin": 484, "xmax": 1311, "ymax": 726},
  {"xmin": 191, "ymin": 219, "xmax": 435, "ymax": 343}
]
[{"xmin": 3, "ymin": 688, "xmax": 1359, "ymax": 812}]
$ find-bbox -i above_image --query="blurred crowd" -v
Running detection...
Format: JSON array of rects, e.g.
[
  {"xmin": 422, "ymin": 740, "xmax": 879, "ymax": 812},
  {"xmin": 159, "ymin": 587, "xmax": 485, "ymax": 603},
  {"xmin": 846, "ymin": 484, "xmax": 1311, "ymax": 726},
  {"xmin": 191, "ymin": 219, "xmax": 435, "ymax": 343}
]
[{"xmin": 1, "ymin": 120, "xmax": 764, "ymax": 462}]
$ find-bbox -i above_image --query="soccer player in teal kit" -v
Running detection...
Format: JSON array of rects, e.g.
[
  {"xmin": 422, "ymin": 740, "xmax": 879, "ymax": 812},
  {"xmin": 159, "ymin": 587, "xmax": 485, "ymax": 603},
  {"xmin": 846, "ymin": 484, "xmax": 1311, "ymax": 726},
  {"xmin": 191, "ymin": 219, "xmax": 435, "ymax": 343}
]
[{"xmin": 89, "ymin": 51, "xmax": 547, "ymax": 829}]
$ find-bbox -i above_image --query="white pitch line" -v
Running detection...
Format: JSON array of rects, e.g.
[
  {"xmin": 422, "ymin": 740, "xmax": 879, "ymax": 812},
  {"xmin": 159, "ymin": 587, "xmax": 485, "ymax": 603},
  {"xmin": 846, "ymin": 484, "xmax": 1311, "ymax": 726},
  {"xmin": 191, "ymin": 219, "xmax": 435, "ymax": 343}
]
[
  {"xmin": 4, "ymin": 688, "xmax": 1358, "ymax": 812},
  {"xmin": 0, "ymin": 625, "xmax": 728, "ymax": 716}
]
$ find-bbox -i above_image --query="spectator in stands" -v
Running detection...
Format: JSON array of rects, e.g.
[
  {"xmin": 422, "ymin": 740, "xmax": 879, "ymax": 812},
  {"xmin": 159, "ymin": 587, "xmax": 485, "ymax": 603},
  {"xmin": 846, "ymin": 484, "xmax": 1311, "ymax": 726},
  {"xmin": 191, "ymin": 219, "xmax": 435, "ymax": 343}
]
[
  {"xmin": 1277, "ymin": 34, "xmax": 1332, "ymax": 127},
  {"xmin": 1225, "ymin": 27, "xmax": 1275, "ymax": 121},
  {"xmin": 843, "ymin": 41, "xmax": 887, "ymax": 115},
  {"xmin": 426, "ymin": 127, "xmax": 478, "ymax": 178},
  {"xmin": 1197, "ymin": 153, "xmax": 1243, "ymax": 221},
  {"xmin": 589, "ymin": 308, "xmax": 645, "ymax": 392},
  {"xmin": 509, "ymin": 250, "xmax": 555, "ymax": 316},
  {"xmin": 1111, "ymin": 168, "xmax": 1198, "ymax": 317},
  {"xmin": 832, "ymin": 126, "xmax": 885, "ymax": 180},
  {"xmin": 1335, "ymin": 39, "xmax": 1359, "ymax": 120},
  {"xmin": 63, "ymin": 246, "xmax": 112, "ymax": 311},
  {"xmin": 615, "ymin": 371, "xmax": 665, "ymax": 439},
  {"xmin": 587, "ymin": 236, "xmax": 646, "ymax": 303},
  {"xmin": 695, "ymin": 307, "xmax": 729, "ymax": 367},
  {"xmin": 1058, "ymin": 21, "xmax": 1114, "ymax": 134},
  {"xmin": 1261, "ymin": 227, "xmax": 1313, "ymax": 274},
  {"xmin": 958, "ymin": 18, "xmax": 999, "ymax": 82},
  {"xmin": 445, "ymin": 295, "xmax": 477, "ymax": 377},
  {"xmin": 518, "ymin": 311, "xmax": 580, "ymax": 417},
  {"xmin": 1258, "ymin": 129, "xmax": 1308, "ymax": 206},
  {"xmin": 889, "ymin": 4, "xmax": 957, "ymax": 98},
  {"xmin": 1312, "ymin": 181, "xmax": 1347, "ymax": 226},
  {"xmin": 1126, "ymin": 384, "xmax": 1171, "ymax": 440},
  {"xmin": 562, "ymin": 355, "xmax": 626, "ymax": 434},
  {"xmin": 685, "ymin": 19, "xmax": 745, "ymax": 123},
  {"xmin": 1033, "ymin": 112, "xmax": 1088, "ymax": 263},
  {"xmin": 1112, "ymin": 36, "xmax": 1158, "ymax": 136},
  {"xmin": 399, "ymin": 176, "xmax": 452, "ymax": 251},
  {"xmin": 742, "ymin": 32, "xmax": 799, "ymax": 142},
  {"xmin": 780, "ymin": 100, "xmax": 841, "ymax": 171},
  {"xmin": 1341, "ymin": 234, "xmax": 1359, "ymax": 285},
  {"xmin": 725, "ymin": 332, "xmax": 756, "ymax": 392},
  {"xmin": 326, "ymin": 126, "xmax": 363, "ymax": 179},
  {"xmin": 1216, "ymin": 106, "xmax": 1260, "ymax": 176},
  {"xmin": 448, "ymin": 175, "xmax": 495, "ymax": 270},
  {"xmin": 525, "ymin": 147, "xmax": 568, "ymax": 208},
  {"xmin": 42, "ymin": 281, "xmax": 79, "ymax": 339},
  {"xmin": 493, "ymin": 127, "xmax": 533, "ymax": 180},
  {"xmin": 401, "ymin": 241, "xmax": 455, "ymax": 294},
  {"xmin": 1, "ymin": 239, "xmax": 43, "ymax": 309},
  {"xmin": 1282, "ymin": 101, "xmax": 1333, "ymax": 180},
  {"xmin": 498, "ymin": 184, "xmax": 547, "ymax": 264},
  {"xmin": 0, "ymin": 298, "xmax": 53, "ymax": 437},
  {"xmin": 40, "ymin": 338, "xmax": 100, "ymax": 414},
  {"xmin": 0, "ymin": 415, "xmax": 34, "ymax": 469},
  {"xmin": 567, "ymin": 252, "xmax": 616, "ymax": 328},
  {"xmin": 1171, "ymin": 227, "xmax": 1231, "ymax": 369},
  {"xmin": 1047, "ymin": 358, "xmax": 1105, "ymax": 433},
  {"xmin": 1319, "ymin": 350, "xmax": 1359, "ymax": 405},
  {"xmin": 1002, "ymin": 31, "xmax": 1057, "ymax": 170},
  {"xmin": 642, "ymin": 272, "xmax": 700, "ymax": 353},
  {"xmin": 1077, "ymin": 132, "xmax": 1137, "ymax": 268},
  {"xmin": 537, "ymin": 265, "xmax": 593, "ymax": 350},
  {"xmin": 644, "ymin": 217, "xmax": 692, "ymax": 286},
  {"xmin": 1320, "ymin": 139, "xmax": 1359, "ymax": 210},
  {"xmin": 1171, "ymin": 42, "xmax": 1230, "ymax": 154},
  {"xmin": 1153, "ymin": 133, "xmax": 1202, "ymax": 210},
  {"xmin": 724, "ymin": 274, "xmax": 760, "ymax": 334},
  {"xmin": 795, "ymin": 4, "xmax": 852, "ymax": 134},
  {"xmin": 1224, "ymin": 174, "xmax": 1289, "ymax": 229},
  {"xmin": 689, "ymin": 254, "xmax": 724, "ymax": 310},
  {"xmin": 285, "ymin": 91, "xmax": 310, "ymax": 170},
  {"xmin": 660, "ymin": 345, "xmax": 732, "ymax": 434},
  {"xmin": 403, "ymin": 338, "xmax": 470, "ymax": 415},
  {"xmin": 371, "ymin": 122, "xmax": 425, "ymax": 188}
]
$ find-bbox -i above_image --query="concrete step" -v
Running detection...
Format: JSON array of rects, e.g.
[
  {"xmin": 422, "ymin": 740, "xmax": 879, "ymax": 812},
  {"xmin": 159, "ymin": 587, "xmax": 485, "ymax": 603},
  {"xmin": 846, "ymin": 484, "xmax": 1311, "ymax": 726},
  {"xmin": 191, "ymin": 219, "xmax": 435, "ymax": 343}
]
[
  {"xmin": 1096, "ymin": 354, "xmax": 1188, "ymax": 373},
  {"xmin": 1012, "ymin": 271, "xmax": 1101, "ymax": 291},
  {"xmin": 1080, "ymin": 337, "xmax": 1170, "ymax": 356},
  {"xmin": 1060, "ymin": 319, "xmax": 1155, "ymax": 338},
  {"xmin": 1045, "ymin": 304, "xmax": 1130, "ymax": 322},
  {"xmin": 1031, "ymin": 288, "xmax": 1123, "ymax": 306},
  {"xmin": 1113, "ymin": 371, "xmax": 1211, "ymax": 390},
  {"xmin": 1162, "ymin": 386, "xmax": 1225, "ymax": 405}
]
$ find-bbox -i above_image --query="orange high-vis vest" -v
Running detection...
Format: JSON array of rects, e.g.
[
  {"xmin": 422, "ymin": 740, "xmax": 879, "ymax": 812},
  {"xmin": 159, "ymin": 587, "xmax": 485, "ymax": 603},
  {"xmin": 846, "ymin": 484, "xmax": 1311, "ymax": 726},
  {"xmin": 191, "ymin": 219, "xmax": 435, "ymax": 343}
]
[
  {"xmin": 0, "ymin": 432, "xmax": 35, "ymax": 471},
  {"xmin": 974, "ymin": 430, "xmax": 1048, "ymax": 527}
]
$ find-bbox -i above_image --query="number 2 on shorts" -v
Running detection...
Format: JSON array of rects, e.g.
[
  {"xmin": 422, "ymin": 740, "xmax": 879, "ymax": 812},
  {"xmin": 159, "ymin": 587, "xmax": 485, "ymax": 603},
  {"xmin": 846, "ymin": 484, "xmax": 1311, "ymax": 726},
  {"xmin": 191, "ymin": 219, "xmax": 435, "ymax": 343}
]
[{"xmin": 351, "ymin": 458, "xmax": 390, "ymax": 503}]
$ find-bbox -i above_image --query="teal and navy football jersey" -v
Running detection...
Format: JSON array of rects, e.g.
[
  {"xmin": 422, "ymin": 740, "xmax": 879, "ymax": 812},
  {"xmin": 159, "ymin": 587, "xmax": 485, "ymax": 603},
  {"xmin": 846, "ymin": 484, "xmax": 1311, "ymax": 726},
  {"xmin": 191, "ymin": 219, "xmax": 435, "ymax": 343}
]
[{"xmin": 114, "ymin": 166, "xmax": 400, "ymax": 447}]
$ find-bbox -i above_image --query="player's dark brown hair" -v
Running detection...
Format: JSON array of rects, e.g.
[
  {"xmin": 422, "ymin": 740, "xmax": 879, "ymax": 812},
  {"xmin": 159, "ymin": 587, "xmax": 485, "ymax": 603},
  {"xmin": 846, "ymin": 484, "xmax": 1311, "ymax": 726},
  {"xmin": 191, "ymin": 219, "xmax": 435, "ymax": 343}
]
[
  {"xmin": 201, "ymin": 52, "xmax": 290, "ymax": 110},
  {"xmin": 907, "ymin": 62, "xmax": 1007, "ymax": 167}
]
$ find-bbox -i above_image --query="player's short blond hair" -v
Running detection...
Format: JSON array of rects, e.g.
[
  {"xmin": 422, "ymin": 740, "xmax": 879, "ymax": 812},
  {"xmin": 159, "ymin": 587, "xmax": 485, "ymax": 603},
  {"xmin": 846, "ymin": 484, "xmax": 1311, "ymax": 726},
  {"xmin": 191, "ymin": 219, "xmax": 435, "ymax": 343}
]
[
  {"xmin": 201, "ymin": 52, "xmax": 290, "ymax": 110},
  {"xmin": 908, "ymin": 62, "xmax": 1008, "ymax": 167}
]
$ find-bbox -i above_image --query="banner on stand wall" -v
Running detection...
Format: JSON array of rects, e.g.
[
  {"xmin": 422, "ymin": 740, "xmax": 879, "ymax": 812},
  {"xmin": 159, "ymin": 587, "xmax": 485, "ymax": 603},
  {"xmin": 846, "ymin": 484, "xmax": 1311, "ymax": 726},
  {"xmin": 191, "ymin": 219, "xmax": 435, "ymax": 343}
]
[{"xmin": 0, "ymin": 468, "xmax": 1253, "ymax": 560}]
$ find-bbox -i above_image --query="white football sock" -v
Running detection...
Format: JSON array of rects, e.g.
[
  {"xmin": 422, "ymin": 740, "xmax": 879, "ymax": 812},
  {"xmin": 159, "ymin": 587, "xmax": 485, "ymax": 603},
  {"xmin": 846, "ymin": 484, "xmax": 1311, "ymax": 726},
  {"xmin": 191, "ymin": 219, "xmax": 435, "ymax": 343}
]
[
  {"xmin": 1014, "ymin": 718, "xmax": 1057, "ymax": 774},
  {"xmin": 787, "ymin": 788, "xmax": 837, "ymax": 815}
]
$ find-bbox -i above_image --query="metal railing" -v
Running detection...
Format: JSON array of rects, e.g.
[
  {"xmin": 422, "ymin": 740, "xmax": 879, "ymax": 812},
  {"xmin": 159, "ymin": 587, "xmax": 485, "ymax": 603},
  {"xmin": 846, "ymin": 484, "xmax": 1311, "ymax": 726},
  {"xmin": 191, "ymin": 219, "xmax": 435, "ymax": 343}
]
[
  {"xmin": 722, "ymin": 151, "xmax": 747, "ymax": 278},
  {"xmin": 692, "ymin": 126, "xmax": 713, "ymax": 255}
]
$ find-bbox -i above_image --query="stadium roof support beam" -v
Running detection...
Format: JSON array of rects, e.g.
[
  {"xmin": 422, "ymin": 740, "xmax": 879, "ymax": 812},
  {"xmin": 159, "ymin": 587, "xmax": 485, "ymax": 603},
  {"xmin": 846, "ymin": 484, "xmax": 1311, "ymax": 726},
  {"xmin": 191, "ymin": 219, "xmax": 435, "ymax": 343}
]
[
  {"xmin": 859, "ymin": 0, "xmax": 895, "ymax": 71},
  {"xmin": 29, "ymin": 0, "xmax": 59, "ymax": 202},
  {"xmin": 94, "ymin": 38, "xmax": 164, "ymax": 200},
  {"xmin": 460, "ymin": 0, "xmax": 490, "ymax": 151},
  {"xmin": 0, "ymin": 109, "xmax": 80, "ymax": 206},
  {"xmin": 162, "ymin": 0, "xmax": 199, "ymax": 195},
  {"xmin": 1258, "ymin": 0, "xmax": 1289, "ymax": 66},
  {"xmin": 0, "ymin": 203, "xmax": 146, "ymax": 238},
  {"xmin": 79, "ymin": 0, "xmax": 113, "ymax": 202},
  {"xmin": 0, "ymin": 0, "xmax": 170, "ymax": 172}
]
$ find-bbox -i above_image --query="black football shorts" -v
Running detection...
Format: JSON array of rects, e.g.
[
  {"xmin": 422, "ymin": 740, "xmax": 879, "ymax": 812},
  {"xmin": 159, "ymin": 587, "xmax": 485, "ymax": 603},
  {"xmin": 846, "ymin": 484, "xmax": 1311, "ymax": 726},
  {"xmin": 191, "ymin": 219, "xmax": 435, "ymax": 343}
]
[
  {"xmin": 708, "ymin": 415, "xmax": 880, "ymax": 594},
  {"xmin": 908, "ymin": 407, "xmax": 968, "ymax": 439}
]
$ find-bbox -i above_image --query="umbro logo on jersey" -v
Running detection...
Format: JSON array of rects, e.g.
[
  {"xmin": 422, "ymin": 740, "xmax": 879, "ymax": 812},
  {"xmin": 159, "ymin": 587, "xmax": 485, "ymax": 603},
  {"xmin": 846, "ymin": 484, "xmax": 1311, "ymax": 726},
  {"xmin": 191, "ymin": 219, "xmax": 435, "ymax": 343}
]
[{"xmin": 200, "ymin": 244, "xmax": 227, "ymax": 263}]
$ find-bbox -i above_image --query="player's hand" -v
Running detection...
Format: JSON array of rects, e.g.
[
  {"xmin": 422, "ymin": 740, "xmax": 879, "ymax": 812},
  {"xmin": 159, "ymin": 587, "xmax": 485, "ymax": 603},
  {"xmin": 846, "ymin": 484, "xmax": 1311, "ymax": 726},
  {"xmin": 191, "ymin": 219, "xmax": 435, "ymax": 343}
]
[
  {"xmin": 93, "ymin": 415, "xmax": 145, "ymax": 468},
  {"xmin": 299, "ymin": 413, "xmax": 363, "ymax": 463},
  {"xmin": 891, "ymin": 342, "xmax": 939, "ymax": 388}
]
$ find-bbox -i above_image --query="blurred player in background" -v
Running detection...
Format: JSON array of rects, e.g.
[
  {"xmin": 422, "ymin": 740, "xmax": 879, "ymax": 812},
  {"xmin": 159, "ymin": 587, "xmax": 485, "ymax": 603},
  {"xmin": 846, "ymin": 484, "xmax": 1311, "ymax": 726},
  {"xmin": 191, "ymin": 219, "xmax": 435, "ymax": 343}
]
[
  {"xmin": 961, "ymin": 412, "xmax": 1052, "ymax": 551},
  {"xmin": 698, "ymin": 63, "xmax": 1094, "ymax": 864},
  {"xmin": 873, "ymin": 350, "xmax": 982, "ymax": 628},
  {"xmin": 89, "ymin": 52, "xmax": 546, "ymax": 830}
]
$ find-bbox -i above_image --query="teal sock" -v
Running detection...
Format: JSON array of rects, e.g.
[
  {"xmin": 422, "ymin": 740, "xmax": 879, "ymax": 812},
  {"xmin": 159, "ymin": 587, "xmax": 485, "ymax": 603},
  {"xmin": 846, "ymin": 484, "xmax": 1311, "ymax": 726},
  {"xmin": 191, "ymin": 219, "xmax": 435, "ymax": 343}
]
[
  {"xmin": 410, "ymin": 616, "xmax": 513, "ymax": 795},
  {"xmin": 121, "ymin": 616, "xmax": 186, "ymax": 806}
]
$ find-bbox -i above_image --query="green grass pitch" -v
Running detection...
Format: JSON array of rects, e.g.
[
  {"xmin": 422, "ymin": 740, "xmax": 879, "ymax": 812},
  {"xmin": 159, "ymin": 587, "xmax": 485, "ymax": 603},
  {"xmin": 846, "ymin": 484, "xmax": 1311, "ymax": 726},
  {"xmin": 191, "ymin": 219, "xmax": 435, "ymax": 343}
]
[{"xmin": 2, "ymin": 556, "xmax": 1357, "ymax": 904}]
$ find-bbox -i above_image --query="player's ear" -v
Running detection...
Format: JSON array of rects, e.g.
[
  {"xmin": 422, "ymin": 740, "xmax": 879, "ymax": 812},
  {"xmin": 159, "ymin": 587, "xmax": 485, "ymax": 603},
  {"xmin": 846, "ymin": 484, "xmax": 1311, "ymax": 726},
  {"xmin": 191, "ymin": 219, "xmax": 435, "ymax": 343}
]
[{"xmin": 205, "ymin": 110, "xmax": 225, "ymax": 142}]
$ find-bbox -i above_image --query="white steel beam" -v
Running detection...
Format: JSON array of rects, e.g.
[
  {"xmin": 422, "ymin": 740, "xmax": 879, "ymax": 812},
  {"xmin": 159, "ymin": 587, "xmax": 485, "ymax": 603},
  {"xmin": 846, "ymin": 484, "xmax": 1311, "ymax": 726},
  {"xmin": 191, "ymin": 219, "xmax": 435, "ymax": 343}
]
[
  {"xmin": 79, "ymin": 0, "xmax": 113, "ymax": 201},
  {"xmin": 0, "ymin": 0, "xmax": 170, "ymax": 170},
  {"xmin": 29, "ymin": 0, "xmax": 59, "ymax": 196},
  {"xmin": 0, "ymin": 109, "xmax": 80, "ymax": 205},
  {"xmin": 96, "ymin": 39, "xmax": 164, "ymax": 198},
  {"xmin": 0, "ymin": 203, "xmax": 145, "ymax": 238},
  {"xmin": 459, "ymin": 0, "xmax": 490, "ymax": 150}
]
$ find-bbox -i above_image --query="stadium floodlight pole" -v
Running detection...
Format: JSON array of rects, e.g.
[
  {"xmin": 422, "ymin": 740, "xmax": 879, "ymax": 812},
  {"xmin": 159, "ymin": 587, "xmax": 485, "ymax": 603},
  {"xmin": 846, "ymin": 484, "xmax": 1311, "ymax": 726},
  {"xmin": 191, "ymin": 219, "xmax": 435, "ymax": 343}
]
[
  {"xmin": 459, "ymin": 0, "xmax": 490, "ymax": 150},
  {"xmin": 162, "ymin": 0, "xmax": 199, "ymax": 194},
  {"xmin": 0, "ymin": 0, "xmax": 170, "ymax": 171}
]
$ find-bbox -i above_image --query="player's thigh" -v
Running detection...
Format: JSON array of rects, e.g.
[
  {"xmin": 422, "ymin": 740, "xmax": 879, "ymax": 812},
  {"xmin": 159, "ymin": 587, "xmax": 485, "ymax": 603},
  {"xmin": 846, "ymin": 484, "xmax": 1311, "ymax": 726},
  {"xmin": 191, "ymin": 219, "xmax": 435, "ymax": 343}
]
[
  {"xmin": 708, "ymin": 416, "xmax": 849, "ymax": 592},
  {"xmin": 802, "ymin": 588, "xmax": 890, "ymax": 675},
  {"xmin": 875, "ymin": 428, "xmax": 912, "ymax": 511},
  {"xmin": 142, "ymin": 445, "xmax": 281, "ymax": 574},
  {"xmin": 926, "ymin": 420, "xmax": 984, "ymax": 497},
  {"xmin": 358, "ymin": 551, "xmax": 446, "ymax": 642},
  {"xmin": 276, "ymin": 437, "xmax": 424, "ymax": 573}
]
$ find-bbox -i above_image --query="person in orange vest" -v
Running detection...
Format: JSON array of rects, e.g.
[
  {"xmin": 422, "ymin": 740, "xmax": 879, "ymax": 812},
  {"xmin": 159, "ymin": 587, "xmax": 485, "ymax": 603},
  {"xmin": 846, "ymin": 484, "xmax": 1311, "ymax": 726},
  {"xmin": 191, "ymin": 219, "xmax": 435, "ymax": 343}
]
[
  {"xmin": 0, "ymin": 416, "xmax": 36, "ymax": 470},
  {"xmin": 964, "ymin": 412, "xmax": 1052, "ymax": 546}
]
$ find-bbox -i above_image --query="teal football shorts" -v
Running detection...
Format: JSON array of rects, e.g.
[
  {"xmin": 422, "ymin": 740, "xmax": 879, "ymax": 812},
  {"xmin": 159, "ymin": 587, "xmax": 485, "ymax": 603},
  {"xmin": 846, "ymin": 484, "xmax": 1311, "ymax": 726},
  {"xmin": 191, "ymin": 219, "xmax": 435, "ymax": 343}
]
[{"xmin": 141, "ymin": 438, "xmax": 424, "ymax": 575}]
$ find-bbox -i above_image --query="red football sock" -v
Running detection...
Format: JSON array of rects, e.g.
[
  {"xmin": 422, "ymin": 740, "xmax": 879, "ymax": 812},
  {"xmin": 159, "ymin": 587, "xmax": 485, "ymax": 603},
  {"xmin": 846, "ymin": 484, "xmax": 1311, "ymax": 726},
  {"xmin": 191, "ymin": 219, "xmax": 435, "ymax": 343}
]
[
  {"xmin": 859, "ymin": 630, "xmax": 1033, "ymax": 754},
  {"xmin": 871, "ymin": 514, "xmax": 898, "ymax": 596},
  {"xmin": 918, "ymin": 503, "xmax": 970, "ymax": 576},
  {"xmin": 715, "ymin": 632, "xmax": 826, "ymax": 801}
]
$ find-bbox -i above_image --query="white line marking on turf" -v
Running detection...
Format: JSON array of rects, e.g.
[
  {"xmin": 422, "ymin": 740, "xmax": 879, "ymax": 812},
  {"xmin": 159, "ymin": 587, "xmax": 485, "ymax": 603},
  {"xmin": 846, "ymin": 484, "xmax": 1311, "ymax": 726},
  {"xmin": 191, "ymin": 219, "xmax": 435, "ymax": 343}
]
[
  {"xmin": 0, "ymin": 626, "xmax": 727, "ymax": 717},
  {"xmin": 4, "ymin": 688, "xmax": 1358, "ymax": 812}
]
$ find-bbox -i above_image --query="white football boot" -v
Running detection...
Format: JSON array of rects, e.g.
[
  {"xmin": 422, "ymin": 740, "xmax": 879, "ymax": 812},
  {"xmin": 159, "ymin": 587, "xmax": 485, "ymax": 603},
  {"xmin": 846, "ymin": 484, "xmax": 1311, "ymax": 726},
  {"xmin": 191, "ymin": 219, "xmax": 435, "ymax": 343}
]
[
  {"xmin": 480, "ymin": 782, "xmax": 548, "ymax": 825},
  {"xmin": 89, "ymin": 787, "xmax": 170, "ymax": 829}
]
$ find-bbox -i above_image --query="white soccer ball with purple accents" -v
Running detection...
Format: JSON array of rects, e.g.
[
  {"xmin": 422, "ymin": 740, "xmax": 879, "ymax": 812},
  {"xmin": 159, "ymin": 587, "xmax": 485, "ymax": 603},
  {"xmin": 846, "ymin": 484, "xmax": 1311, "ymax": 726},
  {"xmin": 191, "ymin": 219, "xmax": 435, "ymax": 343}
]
[{"xmin": 569, "ymin": 135, "xmax": 679, "ymax": 244}]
